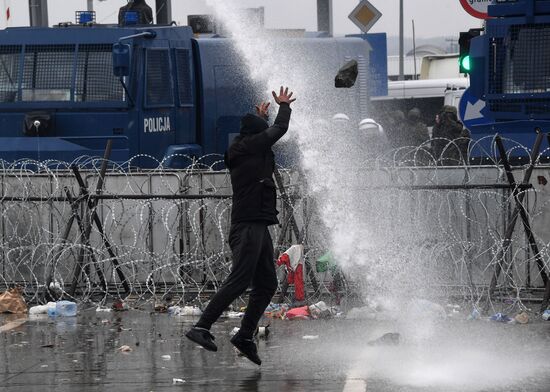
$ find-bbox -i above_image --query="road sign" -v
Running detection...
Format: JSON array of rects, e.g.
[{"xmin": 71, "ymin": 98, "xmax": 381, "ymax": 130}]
[
  {"xmin": 459, "ymin": 0, "xmax": 495, "ymax": 19},
  {"xmin": 349, "ymin": 0, "xmax": 382, "ymax": 34},
  {"xmin": 459, "ymin": 88, "xmax": 492, "ymax": 129}
]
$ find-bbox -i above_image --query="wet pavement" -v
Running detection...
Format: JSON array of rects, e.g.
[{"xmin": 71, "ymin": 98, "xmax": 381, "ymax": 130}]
[{"xmin": 1, "ymin": 308, "xmax": 550, "ymax": 392}]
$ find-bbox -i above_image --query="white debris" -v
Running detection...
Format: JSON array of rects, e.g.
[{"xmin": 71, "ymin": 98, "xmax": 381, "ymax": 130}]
[{"xmin": 302, "ymin": 335, "xmax": 319, "ymax": 340}]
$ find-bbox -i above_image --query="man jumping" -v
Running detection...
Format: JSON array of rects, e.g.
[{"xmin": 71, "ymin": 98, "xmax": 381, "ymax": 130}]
[{"xmin": 185, "ymin": 87, "xmax": 296, "ymax": 365}]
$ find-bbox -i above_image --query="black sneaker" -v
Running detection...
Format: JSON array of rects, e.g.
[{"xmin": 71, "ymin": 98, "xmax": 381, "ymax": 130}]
[
  {"xmin": 230, "ymin": 334, "xmax": 262, "ymax": 365},
  {"xmin": 185, "ymin": 327, "xmax": 217, "ymax": 352}
]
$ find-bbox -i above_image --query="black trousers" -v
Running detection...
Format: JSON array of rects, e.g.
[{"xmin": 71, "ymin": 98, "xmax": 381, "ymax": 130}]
[{"xmin": 196, "ymin": 221, "xmax": 278, "ymax": 338}]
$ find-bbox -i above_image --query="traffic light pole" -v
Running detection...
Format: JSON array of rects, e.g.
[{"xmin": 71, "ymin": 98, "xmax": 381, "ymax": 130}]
[{"xmin": 398, "ymin": 0, "xmax": 404, "ymax": 80}]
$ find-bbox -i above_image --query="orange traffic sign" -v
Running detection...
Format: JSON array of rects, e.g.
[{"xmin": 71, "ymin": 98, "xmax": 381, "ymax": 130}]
[{"xmin": 348, "ymin": 0, "xmax": 382, "ymax": 34}]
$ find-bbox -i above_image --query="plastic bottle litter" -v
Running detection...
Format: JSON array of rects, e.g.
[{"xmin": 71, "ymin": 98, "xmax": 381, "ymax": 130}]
[
  {"xmin": 256, "ymin": 326, "xmax": 270, "ymax": 339},
  {"xmin": 168, "ymin": 305, "xmax": 202, "ymax": 317},
  {"xmin": 47, "ymin": 301, "xmax": 77, "ymax": 317},
  {"xmin": 542, "ymin": 309, "xmax": 550, "ymax": 321},
  {"xmin": 467, "ymin": 308, "xmax": 481, "ymax": 321},
  {"xmin": 302, "ymin": 335, "xmax": 319, "ymax": 340},
  {"xmin": 29, "ymin": 302, "xmax": 56, "ymax": 315},
  {"xmin": 490, "ymin": 312, "xmax": 513, "ymax": 323},
  {"xmin": 172, "ymin": 378, "xmax": 186, "ymax": 385},
  {"xmin": 309, "ymin": 301, "xmax": 331, "ymax": 319},
  {"xmin": 95, "ymin": 306, "xmax": 112, "ymax": 313},
  {"xmin": 161, "ymin": 355, "xmax": 171, "ymax": 361}
]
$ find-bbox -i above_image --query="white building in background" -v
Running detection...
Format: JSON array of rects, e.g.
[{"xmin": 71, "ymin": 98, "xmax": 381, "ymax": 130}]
[{"xmin": 387, "ymin": 44, "xmax": 466, "ymax": 81}]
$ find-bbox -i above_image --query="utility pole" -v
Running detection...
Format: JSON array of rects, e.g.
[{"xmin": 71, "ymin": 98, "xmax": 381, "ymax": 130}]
[
  {"xmin": 29, "ymin": 0, "xmax": 48, "ymax": 27},
  {"xmin": 156, "ymin": 0, "xmax": 172, "ymax": 24},
  {"xmin": 317, "ymin": 0, "xmax": 333, "ymax": 35},
  {"xmin": 399, "ymin": 0, "xmax": 404, "ymax": 80}
]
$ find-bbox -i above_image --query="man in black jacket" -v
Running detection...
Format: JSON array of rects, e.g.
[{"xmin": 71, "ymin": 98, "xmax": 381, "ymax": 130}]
[
  {"xmin": 118, "ymin": 0, "xmax": 153, "ymax": 25},
  {"xmin": 186, "ymin": 87, "xmax": 295, "ymax": 365}
]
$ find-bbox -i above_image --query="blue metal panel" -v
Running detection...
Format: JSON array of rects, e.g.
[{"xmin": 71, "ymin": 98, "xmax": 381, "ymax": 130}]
[
  {"xmin": 347, "ymin": 33, "xmax": 388, "ymax": 97},
  {"xmin": 0, "ymin": 136, "xmax": 129, "ymax": 162},
  {"xmin": 194, "ymin": 37, "xmax": 373, "ymax": 156}
]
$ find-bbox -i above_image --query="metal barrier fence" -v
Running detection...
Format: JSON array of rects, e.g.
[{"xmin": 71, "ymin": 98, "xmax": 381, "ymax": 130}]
[{"xmin": 1, "ymin": 138, "xmax": 550, "ymax": 313}]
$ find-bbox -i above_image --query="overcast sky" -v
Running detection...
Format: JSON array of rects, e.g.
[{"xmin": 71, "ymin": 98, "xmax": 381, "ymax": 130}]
[{"xmin": 1, "ymin": 0, "xmax": 484, "ymax": 38}]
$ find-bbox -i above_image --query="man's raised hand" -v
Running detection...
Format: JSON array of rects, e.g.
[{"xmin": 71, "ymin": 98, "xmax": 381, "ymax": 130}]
[
  {"xmin": 255, "ymin": 102, "xmax": 270, "ymax": 119},
  {"xmin": 272, "ymin": 86, "xmax": 296, "ymax": 106}
]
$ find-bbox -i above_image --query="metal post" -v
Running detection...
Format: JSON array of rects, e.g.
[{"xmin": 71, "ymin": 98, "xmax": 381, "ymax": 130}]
[
  {"xmin": 29, "ymin": 0, "xmax": 48, "ymax": 27},
  {"xmin": 155, "ymin": 0, "xmax": 172, "ymax": 24},
  {"xmin": 412, "ymin": 19, "xmax": 417, "ymax": 80},
  {"xmin": 87, "ymin": 0, "xmax": 93, "ymax": 12},
  {"xmin": 487, "ymin": 132, "xmax": 547, "ymax": 307},
  {"xmin": 317, "ymin": 0, "xmax": 333, "ymax": 35},
  {"xmin": 398, "ymin": 0, "xmax": 404, "ymax": 80}
]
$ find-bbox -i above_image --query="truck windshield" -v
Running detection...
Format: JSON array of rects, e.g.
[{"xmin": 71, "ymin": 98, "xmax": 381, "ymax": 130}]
[
  {"xmin": 0, "ymin": 44, "xmax": 124, "ymax": 103},
  {"xmin": 504, "ymin": 25, "xmax": 550, "ymax": 94}
]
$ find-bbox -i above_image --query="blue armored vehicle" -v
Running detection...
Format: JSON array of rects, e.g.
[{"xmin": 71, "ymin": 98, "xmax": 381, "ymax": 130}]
[
  {"xmin": 466, "ymin": 0, "xmax": 550, "ymax": 156},
  {"xmin": 0, "ymin": 13, "xmax": 384, "ymax": 167}
]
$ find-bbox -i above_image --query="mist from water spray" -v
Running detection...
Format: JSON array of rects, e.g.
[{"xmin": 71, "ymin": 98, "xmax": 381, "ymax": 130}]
[
  {"xmin": 202, "ymin": 1, "xmax": 429, "ymax": 304},
  {"xmin": 197, "ymin": 2, "xmax": 550, "ymax": 389}
]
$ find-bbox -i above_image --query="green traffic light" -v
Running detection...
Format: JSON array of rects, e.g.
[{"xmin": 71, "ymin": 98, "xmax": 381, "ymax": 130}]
[{"xmin": 460, "ymin": 55, "xmax": 471, "ymax": 73}]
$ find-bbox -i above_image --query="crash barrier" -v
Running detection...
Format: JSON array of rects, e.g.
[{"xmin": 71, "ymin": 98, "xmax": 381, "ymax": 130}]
[{"xmin": 0, "ymin": 135, "xmax": 550, "ymax": 313}]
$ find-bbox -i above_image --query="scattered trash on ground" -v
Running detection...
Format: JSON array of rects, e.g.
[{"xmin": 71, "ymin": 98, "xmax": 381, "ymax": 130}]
[
  {"xmin": 0, "ymin": 288, "xmax": 27, "ymax": 314},
  {"xmin": 161, "ymin": 355, "xmax": 171, "ymax": 361},
  {"xmin": 47, "ymin": 301, "xmax": 77, "ymax": 317},
  {"xmin": 302, "ymin": 335, "xmax": 319, "ymax": 340},
  {"xmin": 285, "ymin": 306, "xmax": 310, "ymax": 320},
  {"xmin": 225, "ymin": 311, "xmax": 244, "ymax": 318},
  {"xmin": 367, "ymin": 332, "xmax": 400, "ymax": 346},
  {"xmin": 542, "ymin": 309, "xmax": 550, "ymax": 321},
  {"xmin": 168, "ymin": 306, "xmax": 202, "ymax": 317},
  {"xmin": 29, "ymin": 302, "xmax": 55, "ymax": 315},
  {"xmin": 0, "ymin": 319, "xmax": 27, "ymax": 333},
  {"xmin": 308, "ymin": 301, "xmax": 332, "ymax": 319},
  {"xmin": 112, "ymin": 300, "xmax": 129, "ymax": 312},
  {"xmin": 172, "ymin": 378, "xmax": 186, "ymax": 385},
  {"xmin": 95, "ymin": 306, "xmax": 112, "ymax": 313},
  {"xmin": 264, "ymin": 303, "xmax": 289, "ymax": 319},
  {"xmin": 256, "ymin": 325, "xmax": 270, "ymax": 339},
  {"xmin": 514, "ymin": 312, "xmax": 529, "ymax": 324},
  {"xmin": 467, "ymin": 308, "xmax": 481, "ymax": 321},
  {"xmin": 154, "ymin": 302, "xmax": 168, "ymax": 313},
  {"xmin": 118, "ymin": 345, "xmax": 133, "ymax": 352},
  {"xmin": 490, "ymin": 313, "xmax": 514, "ymax": 323}
]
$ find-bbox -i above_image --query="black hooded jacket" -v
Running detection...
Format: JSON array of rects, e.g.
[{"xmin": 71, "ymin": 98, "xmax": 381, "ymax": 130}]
[
  {"xmin": 225, "ymin": 103, "xmax": 292, "ymax": 225},
  {"xmin": 118, "ymin": 0, "xmax": 153, "ymax": 25}
]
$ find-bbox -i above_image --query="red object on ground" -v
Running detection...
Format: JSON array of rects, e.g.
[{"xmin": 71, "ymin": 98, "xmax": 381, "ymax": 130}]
[{"xmin": 285, "ymin": 306, "xmax": 309, "ymax": 320}]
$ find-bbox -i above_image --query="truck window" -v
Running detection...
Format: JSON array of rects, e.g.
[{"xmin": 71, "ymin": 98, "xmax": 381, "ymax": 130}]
[
  {"xmin": 22, "ymin": 44, "xmax": 74, "ymax": 101},
  {"xmin": 175, "ymin": 49, "xmax": 192, "ymax": 106},
  {"xmin": 504, "ymin": 24, "xmax": 550, "ymax": 94},
  {"xmin": 145, "ymin": 49, "xmax": 174, "ymax": 107},
  {"xmin": 75, "ymin": 44, "xmax": 125, "ymax": 102},
  {"xmin": 0, "ymin": 45, "xmax": 21, "ymax": 102},
  {"xmin": 0, "ymin": 44, "xmax": 123, "ymax": 103}
]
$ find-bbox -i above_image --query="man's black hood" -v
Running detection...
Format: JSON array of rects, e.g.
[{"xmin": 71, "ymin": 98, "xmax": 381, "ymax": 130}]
[{"xmin": 240, "ymin": 114, "xmax": 268, "ymax": 135}]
